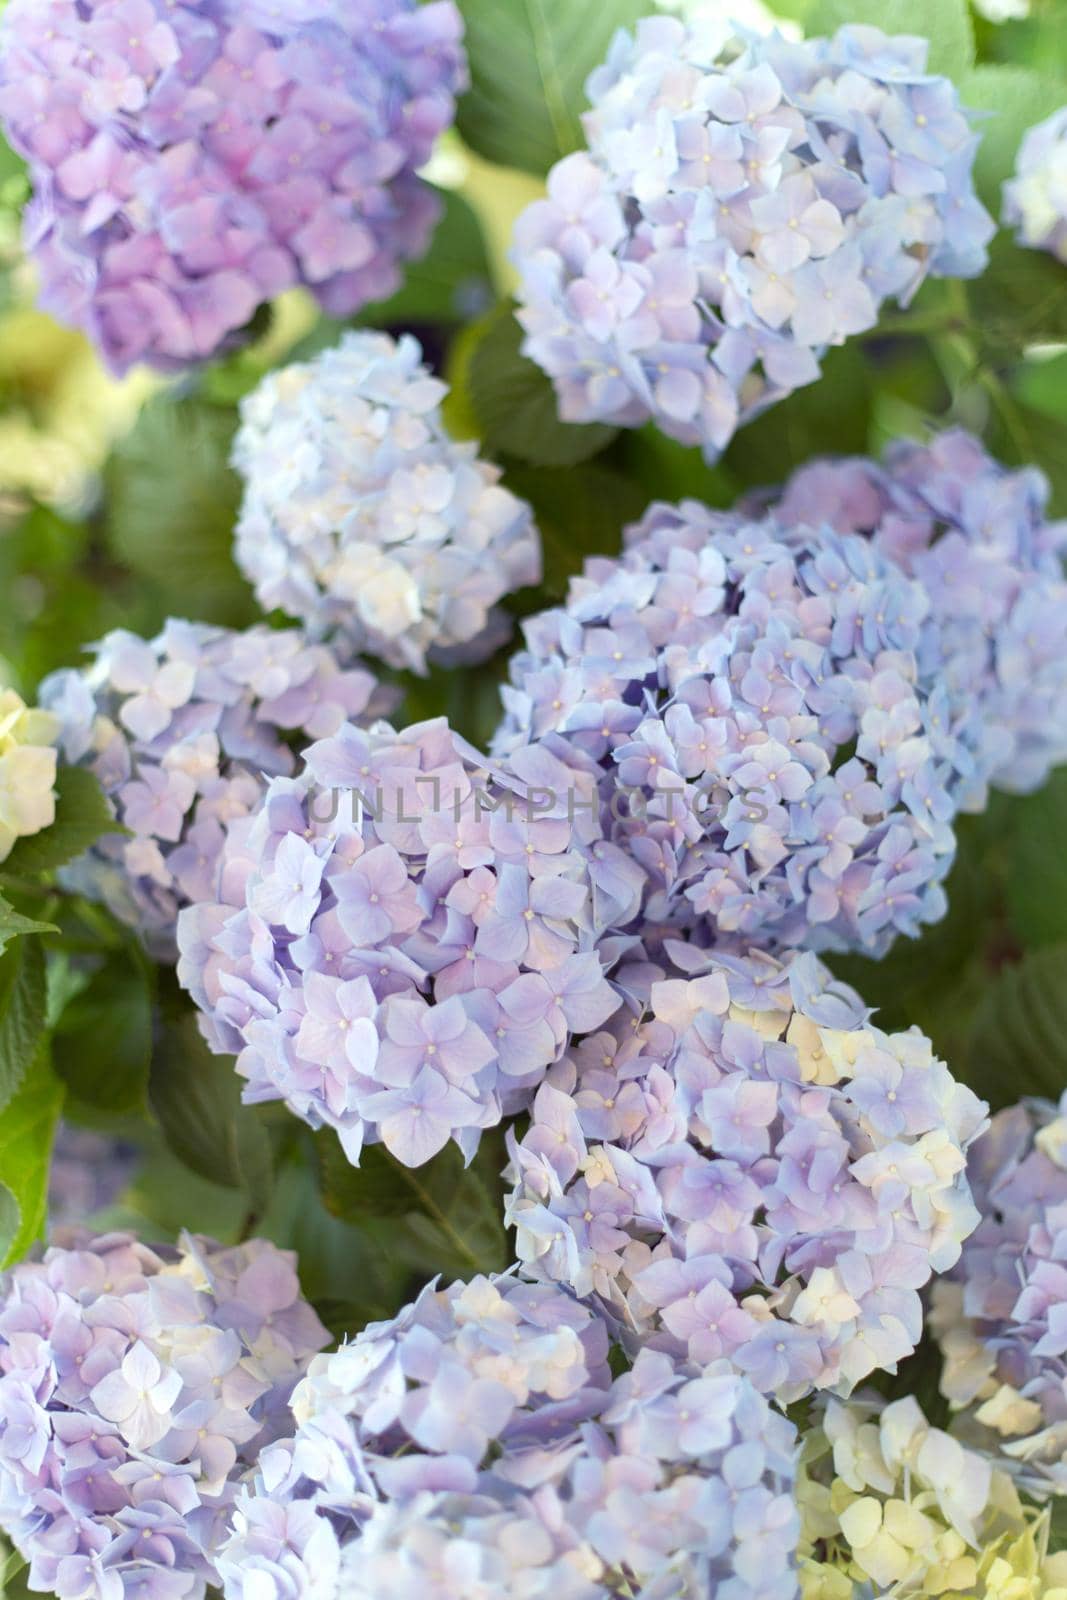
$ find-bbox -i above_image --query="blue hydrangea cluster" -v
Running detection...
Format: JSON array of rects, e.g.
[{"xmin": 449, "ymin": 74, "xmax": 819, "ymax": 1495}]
[
  {"xmin": 495, "ymin": 492, "xmax": 966, "ymax": 956},
  {"xmin": 177, "ymin": 717, "xmax": 647, "ymax": 1167},
  {"xmin": 1003, "ymin": 107, "xmax": 1067, "ymax": 262},
  {"xmin": 41, "ymin": 620, "xmax": 388, "ymax": 957},
  {"xmin": 507, "ymin": 946, "xmax": 987, "ymax": 1404},
  {"xmin": 216, "ymin": 1272, "xmax": 800, "ymax": 1600},
  {"xmin": 513, "ymin": 15, "xmax": 993, "ymax": 460},
  {"xmin": 0, "ymin": 1230, "xmax": 328, "ymax": 1600},
  {"xmin": 232, "ymin": 332, "xmax": 542, "ymax": 673},
  {"xmin": 0, "ymin": 0, "xmax": 466, "ymax": 374},
  {"xmin": 931, "ymin": 1091, "xmax": 1067, "ymax": 1498},
  {"xmin": 769, "ymin": 428, "xmax": 1067, "ymax": 807}
]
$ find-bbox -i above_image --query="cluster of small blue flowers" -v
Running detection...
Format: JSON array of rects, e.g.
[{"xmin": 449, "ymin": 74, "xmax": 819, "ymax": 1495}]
[
  {"xmin": 1003, "ymin": 107, "xmax": 1067, "ymax": 262},
  {"xmin": 216, "ymin": 1272, "xmax": 800, "ymax": 1600},
  {"xmin": 513, "ymin": 15, "xmax": 993, "ymax": 460},
  {"xmin": 769, "ymin": 428, "xmax": 1067, "ymax": 807},
  {"xmin": 0, "ymin": 0, "xmax": 466, "ymax": 373},
  {"xmin": 507, "ymin": 945, "xmax": 987, "ymax": 1404},
  {"xmin": 0, "ymin": 1231, "xmax": 328, "ymax": 1600},
  {"xmin": 177, "ymin": 717, "xmax": 647, "ymax": 1167},
  {"xmin": 495, "ymin": 492, "xmax": 961, "ymax": 956},
  {"xmin": 931, "ymin": 1091, "xmax": 1067, "ymax": 1499},
  {"xmin": 232, "ymin": 332, "xmax": 542, "ymax": 673},
  {"xmin": 41, "ymin": 620, "xmax": 387, "ymax": 956}
]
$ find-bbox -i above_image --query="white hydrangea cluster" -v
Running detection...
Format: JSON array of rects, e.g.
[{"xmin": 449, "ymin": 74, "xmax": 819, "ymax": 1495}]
[
  {"xmin": 1003, "ymin": 107, "xmax": 1067, "ymax": 262},
  {"xmin": 0, "ymin": 689, "xmax": 58, "ymax": 862},
  {"xmin": 232, "ymin": 332, "xmax": 542, "ymax": 673}
]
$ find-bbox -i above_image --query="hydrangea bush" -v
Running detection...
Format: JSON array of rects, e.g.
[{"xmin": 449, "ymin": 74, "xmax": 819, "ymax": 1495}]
[{"xmin": 0, "ymin": 0, "xmax": 1066, "ymax": 1596}]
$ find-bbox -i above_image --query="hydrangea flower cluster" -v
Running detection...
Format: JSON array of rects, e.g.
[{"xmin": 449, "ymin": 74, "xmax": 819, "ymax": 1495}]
[
  {"xmin": 0, "ymin": 0, "xmax": 466, "ymax": 374},
  {"xmin": 232, "ymin": 332, "xmax": 542, "ymax": 673},
  {"xmin": 513, "ymin": 15, "xmax": 993, "ymax": 460},
  {"xmin": 0, "ymin": 1230, "xmax": 329, "ymax": 1600},
  {"xmin": 216, "ymin": 1272, "xmax": 800, "ymax": 1600},
  {"xmin": 41, "ymin": 620, "xmax": 387, "ymax": 956},
  {"xmin": 495, "ymin": 493, "xmax": 967, "ymax": 956},
  {"xmin": 507, "ymin": 946, "xmax": 987, "ymax": 1404},
  {"xmin": 768, "ymin": 428, "xmax": 1067, "ymax": 807},
  {"xmin": 798, "ymin": 1393, "xmax": 1067, "ymax": 1599},
  {"xmin": 177, "ymin": 716, "xmax": 647, "ymax": 1167},
  {"xmin": 1003, "ymin": 107, "xmax": 1067, "ymax": 262},
  {"xmin": 0, "ymin": 688, "xmax": 58, "ymax": 863},
  {"xmin": 931, "ymin": 1091, "xmax": 1067, "ymax": 1498}
]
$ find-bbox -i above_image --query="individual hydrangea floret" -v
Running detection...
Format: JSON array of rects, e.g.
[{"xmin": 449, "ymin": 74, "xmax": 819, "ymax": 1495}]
[
  {"xmin": 40, "ymin": 620, "xmax": 389, "ymax": 957},
  {"xmin": 932, "ymin": 1091, "xmax": 1067, "ymax": 1498},
  {"xmin": 0, "ymin": 0, "xmax": 467, "ymax": 373},
  {"xmin": 513, "ymin": 15, "xmax": 993, "ymax": 460},
  {"xmin": 507, "ymin": 946, "xmax": 987, "ymax": 1404},
  {"xmin": 767, "ymin": 428, "xmax": 1067, "ymax": 807},
  {"xmin": 177, "ymin": 716, "xmax": 647, "ymax": 1167},
  {"xmin": 0, "ymin": 688, "xmax": 58, "ymax": 863},
  {"xmin": 798, "ymin": 1392, "xmax": 1067, "ymax": 1599},
  {"xmin": 232, "ymin": 332, "xmax": 542, "ymax": 673},
  {"xmin": 0, "ymin": 1230, "xmax": 328, "ymax": 1600},
  {"xmin": 216, "ymin": 1272, "xmax": 800, "ymax": 1600},
  {"xmin": 495, "ymin": 494, "xmax": 972, "ymax": 956},
  {"xmin": 1003, "ymin": 107, "xmax": 1067, "ymax": 262}
]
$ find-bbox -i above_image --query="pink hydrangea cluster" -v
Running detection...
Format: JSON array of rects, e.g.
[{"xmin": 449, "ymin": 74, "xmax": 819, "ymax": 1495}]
[{"xmin": 0, "ymin": 0, "xmax": 467, "ymax": 372}]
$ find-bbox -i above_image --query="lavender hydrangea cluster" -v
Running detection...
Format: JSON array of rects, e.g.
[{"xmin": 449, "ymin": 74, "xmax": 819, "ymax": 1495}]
[
  {"xmin": 216, "ymin": 1272, "xmax": 800, "ymax": 1600},
  {"xmin": 1003, "ymin": 107, "xmax": 1067, "ymax": 262},
  {"xmin": 0, "ymin": 1230, "xmax": 328, "ymax": 1600},
  {"xmin": 769, "ymin": 428, "xmax": 1067, "ymax": 807},
  {"xmin": 232, "ymin": 332, "xmax": 542, "ymax": 673},
  {"xmin": 931, "ymin": 1091, "xmax": 1067, "ymax": 1497},
  {"xmin": 0, "ymin": 0, "xmax": 466, "ymax": 374},
  {"xmin": 177, "ymin": 716, "xmax": 647, "ymax": 1167},
  {"xmin": 495, "ymin": 492, "xmax": 968, "ymax": 956},
  {"xmin": 507, "ymin": 946, "xmax": 987, "ymax": 1405},
  {"xmin": 41, "ymin": 620, "xmax": 387, "ymax": 957},
  {"xmin": 513, "ymin": 15, "xmax": 993, "ymax": 460}
]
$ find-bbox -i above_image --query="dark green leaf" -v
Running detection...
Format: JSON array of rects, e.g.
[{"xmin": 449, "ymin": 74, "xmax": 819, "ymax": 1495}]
[
  {"xmin": 1003, "ymin": 769, "xmax": 1067, "ymax": 950},
  {"xmin": 360, "ymin": 189, "xmax": 494, "ymax": 329},
  {"xmin": 964, "ymin": 944, "xmax": 1067, "ymax": 1111},
  {"xmin": 0, "ymin": 1044, "xmax": 64, "ymax": 1266},
  {"xmin": 149, "ymin": 1000, "xmax": 273, "ymax": 1215},
  {"xmin": 316, "ymin": 1131, "xmax": 508, "ymax": 1282},
  {"xmin": 0, "ymin": 938, "xmax": 47, "ymax": 1117},
  {"xmin": 960, "ymin": 66, "xmax": 1064, "ymax": 213},
  {"xmin": 0, "ymin": 896, "xmax": 56, "ymax": 954},
  {"xmin": 971, "ymin": 234, "xmax": 1067, "ymax": 356},
  {"xmin": 467, "ymin": 306, "xmax": 617, "ymax": 467},
  {"xmin": 456, "ymin": 0, "xmax": 650, "ymax": 175},
  {"xmin": 0, "ymin": 766, "xmax": 117, "ymax": 878},
  {"xmin": 724, "ymin": 340, "xmax": 874, "ymax": 484},
  {"xmin": 52, "ymin": 946, "xmax": 154, "ymax": 1116},
  {"xmin": 104, "ymin": 399, "xmax": 256, "ymax": 629},
  {"xmin": 506, "ymin": 460, "xmax": 647, "ymax": 598},
  {"xmin": 804, "ymin": 0, "xmax": 973, "ymax": 78}
]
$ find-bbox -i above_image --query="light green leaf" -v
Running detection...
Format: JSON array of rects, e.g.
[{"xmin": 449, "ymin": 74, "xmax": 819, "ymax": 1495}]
[
  {"xmin": 0, "ymin": 896, "xmax": 56, "ymax": 955},
  {"xmin": 0, "ymin": 938, "xmax": 47, "ymax": 1118},
  {"xmin": 467, "ymin": 305, "xmax": 617, "ymax": 467},
  {"xmin": 804, "ymin": 0, "xmax": 973, "ymax": 78},
  {"xmin": 456, "ymin": 0, "xmax": 650, "ymax": 175},
  {"xmin": 960, "ymin": 66, "xmax": 1064, "ymax": 214},
  {"xmin": 0, "ymin": 766, "xmax": 117, "ymax": 879},
  {"xmin": 965, "ymin": 944, "xmax": 1067, "ymax": 1112},
  {"xmin": 0, "ymin": 1044, "xmax": 64, "ymax": 1266}
]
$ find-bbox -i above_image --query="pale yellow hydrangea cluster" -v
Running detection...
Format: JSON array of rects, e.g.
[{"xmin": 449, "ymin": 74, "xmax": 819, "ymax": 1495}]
[
  {"xmin": 0, "ymin": 689, "xmax": 58, "ymax": 861},
  {"xmin": 798, "ymin": 1393, "xmax": 1067, "ymax": 1598}
]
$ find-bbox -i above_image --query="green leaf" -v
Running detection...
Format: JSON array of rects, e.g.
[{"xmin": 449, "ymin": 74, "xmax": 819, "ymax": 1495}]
[
  {"xmin": 804, "ymin": 0, "xmax": 973, "ymax": 78},
  {"xmin": 149, "ymin": 997, "xmax": 273, "ymax": 1216},
  {"xmin": 1004, "ymin": 769, "xmax": 1067, "ymax": 951},
  {"xmin": 0, "ymin": 1044, "xmax": 64, "ymax": 1267},
  {"xmin": 0, "ymin": 938, "xmax": 47, "ymax": 1118},
  {"xmin": 316, "ymin": 1132, "xmax": 508, "ymax": 1282},
  {"xmin": 0, "ymin": 896, "xmax": 56, "ymax": 955},
  {"xmin": 971, "ymin": 234, "xmax": 1067, "ymax": 356},
  {"xmin": 506, "ymin": 460, "xmax": 647, "ymax": 598},
  {"xmin": 467, "ymin": 305, "xmax": 617, "ymax": 467},
  {"xmin": 456, "ymin": 0, "xmax": 650, "ymax": 175},
  {"xmin": 104, "ymin": 399, "xmax": 256, "ymax": 629},
  {"xmin": 0, "ymin": 766, "xmax": 117, "ymax": 879},
  {"xmin": 359, "ymin": 189, "xmax": 494, "ymax": 329},
  {"xmin": 960, "ymin": 66, "xmax": 1064, "ymax": 213},
  {"xmin": 724, "ymin": 340, "xmax": 873, "ymax": 483},
  {"xmin": 965, "ymin": 944, "xmax": 1067, "ymax": 1112},
  {"xmin": 52, "ymin": 946, "xmax": 154, "ymax": 1117}
]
